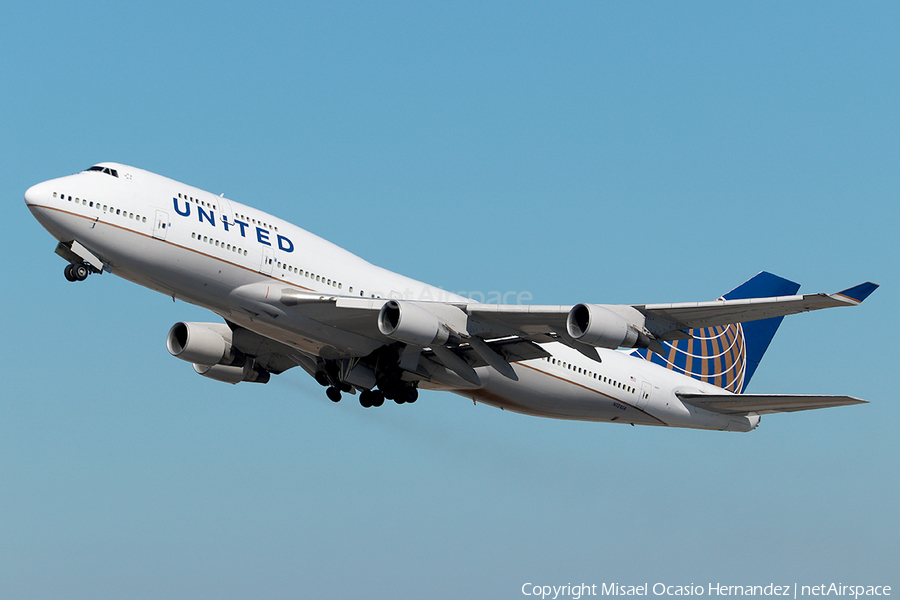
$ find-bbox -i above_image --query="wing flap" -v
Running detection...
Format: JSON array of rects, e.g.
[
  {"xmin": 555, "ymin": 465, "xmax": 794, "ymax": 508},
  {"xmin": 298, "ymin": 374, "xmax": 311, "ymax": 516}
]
[{"xmin": 678, "ymin": 392, "xmax": 867, "ymax": 415}]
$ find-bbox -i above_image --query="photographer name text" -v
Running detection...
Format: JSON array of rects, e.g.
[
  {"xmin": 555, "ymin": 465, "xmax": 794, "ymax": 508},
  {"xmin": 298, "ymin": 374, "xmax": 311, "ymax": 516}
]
[{"xmin": 521, "ymin": 583, "xmax": 892, "ymax": 600}]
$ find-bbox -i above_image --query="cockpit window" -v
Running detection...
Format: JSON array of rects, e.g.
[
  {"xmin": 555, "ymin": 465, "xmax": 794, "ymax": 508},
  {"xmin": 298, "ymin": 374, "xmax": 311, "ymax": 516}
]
[{"xmin": 86, "ymin": 165, "xmax": 119, "ymax": 178}]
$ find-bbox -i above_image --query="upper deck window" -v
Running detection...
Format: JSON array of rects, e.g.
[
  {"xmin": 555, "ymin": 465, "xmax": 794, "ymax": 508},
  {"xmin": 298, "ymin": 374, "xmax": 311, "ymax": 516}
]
[{"xmin": 86, "ymin": 165, "xmax": 119, "ymax": 178}]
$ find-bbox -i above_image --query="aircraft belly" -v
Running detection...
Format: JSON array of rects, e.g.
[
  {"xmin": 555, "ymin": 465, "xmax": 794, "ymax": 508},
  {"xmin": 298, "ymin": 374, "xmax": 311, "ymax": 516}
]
[{"xmin": 461, "ymin": 363, "xmax": 666, "ymax": 425}]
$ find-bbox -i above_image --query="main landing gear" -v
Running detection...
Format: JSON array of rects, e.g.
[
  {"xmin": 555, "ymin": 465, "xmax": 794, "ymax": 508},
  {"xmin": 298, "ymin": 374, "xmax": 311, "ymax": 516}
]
[
  {"xmin": 63, "ymin": 263, "xmax": 90, "ymax": 282},
  {"xmin": 315, "ymin": 361, "xmax": 419, "ymax": 409},
  {"xmin": 357, "ymin": 386, "xmax": 417, "ymax": 408},
  {"xmin": 323, "ymin": 384, "xmax": 418, "ymax": 408}
]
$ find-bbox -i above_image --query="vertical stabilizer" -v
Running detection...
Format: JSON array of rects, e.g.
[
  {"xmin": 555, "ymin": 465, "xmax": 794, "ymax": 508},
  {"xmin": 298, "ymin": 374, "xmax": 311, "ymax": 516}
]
[{"xmin": 632, "ymin": 272, "xmax": 800, "ymax": 393}]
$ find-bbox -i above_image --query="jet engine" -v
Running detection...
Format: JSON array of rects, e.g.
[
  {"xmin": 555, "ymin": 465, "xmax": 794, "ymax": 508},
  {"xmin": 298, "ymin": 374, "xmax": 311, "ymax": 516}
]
[
  {"xmin": 166, "ymin": 322, "xmax": 270, "ymax": 384},
  {"xmin": 167, "ymin": 322, "xmax": 235, "ymax": 365},
  {"xmin": 377, "ymin": 300, "xmax": 451, "ymax": 347},
  {"xmin": 566, "ymin": 304, "xmax": 647, "ymax": 349}
]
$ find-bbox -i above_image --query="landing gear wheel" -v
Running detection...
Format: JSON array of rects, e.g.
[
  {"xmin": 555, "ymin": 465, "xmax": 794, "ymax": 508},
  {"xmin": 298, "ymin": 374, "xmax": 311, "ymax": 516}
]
[
  {"xmin": 326, "ymin": 386, "xmax": 342, "ymax": 402},
  {"xmin": 315, "ymin": 371, "xmax": 330, "ymax": 387},
  {"xmin": 360, "ymin": 390, "xmax": 385, "ymax": 408},
  {"xmin": 404, "ymin": 387, "xmax": 418, "ymax": 404},
  {"xmin": 73, "ymin": 264, "xmax": 89, "ymax": 281},
  {"xmin": 64, "ymin": 264, "xmax": 77, "ymax": 282}
]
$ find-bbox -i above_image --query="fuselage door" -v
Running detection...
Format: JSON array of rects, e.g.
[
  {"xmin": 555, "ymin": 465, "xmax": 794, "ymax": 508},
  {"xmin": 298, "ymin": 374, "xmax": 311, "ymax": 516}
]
[
  {"xmin": 260, "ymin": 246, "xmax": 274, "ymax": 275},
  {"xmin": 217, "ymin": 195, "xmax": 234, "ymax": 229},
  {"xmin": 153, "ymin": 210, "xmax": 169, "ymax": 241},
  {"xmin": 638, "ymin": 380, "xmax": 652, "ymax": 410}
]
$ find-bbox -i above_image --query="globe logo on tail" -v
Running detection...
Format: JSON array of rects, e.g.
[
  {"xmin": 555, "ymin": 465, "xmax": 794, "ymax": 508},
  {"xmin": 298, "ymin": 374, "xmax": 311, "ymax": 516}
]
[{"xmin": 634, "ymin": 323, "xmax": 747, "ymax": 393}]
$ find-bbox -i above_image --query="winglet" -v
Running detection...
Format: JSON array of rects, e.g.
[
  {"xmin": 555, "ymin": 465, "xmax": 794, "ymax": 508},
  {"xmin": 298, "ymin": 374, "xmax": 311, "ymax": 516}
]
[{"xmin": 834, "ymin": 282, "xmax": 879, "ymax": 304}]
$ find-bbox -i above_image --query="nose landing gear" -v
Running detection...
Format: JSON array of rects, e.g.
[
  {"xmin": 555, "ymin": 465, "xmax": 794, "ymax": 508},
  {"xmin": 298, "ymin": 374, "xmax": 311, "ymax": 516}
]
[{"xmin": 64, "ymin": 263, "xmax": 90, "ymax": 282}]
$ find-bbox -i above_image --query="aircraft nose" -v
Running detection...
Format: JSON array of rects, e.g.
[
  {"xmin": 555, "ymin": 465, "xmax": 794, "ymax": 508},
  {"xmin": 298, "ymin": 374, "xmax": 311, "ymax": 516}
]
[{"xmin": 24, "ymin": 181, "xmax": 50, "ymax": 207}]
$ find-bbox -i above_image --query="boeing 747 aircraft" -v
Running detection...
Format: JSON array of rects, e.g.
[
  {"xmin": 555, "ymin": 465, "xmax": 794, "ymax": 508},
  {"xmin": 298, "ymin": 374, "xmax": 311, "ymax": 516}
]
[{"xmin": 25, "ymin": 163, "xmax": 878, "ymax": 432}]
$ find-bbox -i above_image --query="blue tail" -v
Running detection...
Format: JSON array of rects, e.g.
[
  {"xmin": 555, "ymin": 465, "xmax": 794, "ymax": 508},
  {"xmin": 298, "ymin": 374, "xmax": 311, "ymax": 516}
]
[{"xmin": 632, "ymin": 272, "xmax": 800, "ymax": 393}]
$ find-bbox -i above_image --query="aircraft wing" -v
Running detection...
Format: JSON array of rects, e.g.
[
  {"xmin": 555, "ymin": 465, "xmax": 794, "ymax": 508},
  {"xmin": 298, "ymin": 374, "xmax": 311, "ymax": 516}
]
[
  {"xmin": 634, "ymin": 282, "xmax": 879, "ymax": 337},
  {"xmin": 677, "ymin": 392, "xmax": 867, "ymax": 415},
  {"xmin": 467, "ymin": 281, "xmax": 878, "ymax": 340},
  {"xmin": 244, "ymin": 280, "xmax": 877, "ymax": 346},
  {"xmin": 232, "ymin": 279, "xmax": 877, "ymax": 384}
]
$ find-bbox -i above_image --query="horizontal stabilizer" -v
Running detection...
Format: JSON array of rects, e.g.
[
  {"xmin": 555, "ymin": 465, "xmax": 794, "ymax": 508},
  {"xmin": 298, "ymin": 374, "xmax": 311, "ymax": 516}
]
[{"xmin": 677, "ymin": 392, "xmax": 867, "ymax": 415}]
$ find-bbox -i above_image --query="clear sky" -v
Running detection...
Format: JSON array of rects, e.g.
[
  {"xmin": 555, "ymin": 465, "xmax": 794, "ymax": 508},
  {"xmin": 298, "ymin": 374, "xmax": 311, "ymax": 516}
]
[{"xmin": 2, "ymin": 2, "xmax": 897, "ymax": 598}]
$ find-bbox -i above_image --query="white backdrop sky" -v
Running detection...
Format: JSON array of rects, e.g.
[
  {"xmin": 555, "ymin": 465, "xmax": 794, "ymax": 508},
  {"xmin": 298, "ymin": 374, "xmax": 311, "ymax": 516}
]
[{"xmin": 2, "ymin": 2, "xmax": 897, "ymax": 598}]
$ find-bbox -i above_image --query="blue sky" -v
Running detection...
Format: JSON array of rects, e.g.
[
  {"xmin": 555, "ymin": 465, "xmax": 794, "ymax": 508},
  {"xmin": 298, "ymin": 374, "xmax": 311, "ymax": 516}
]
[{"xmin": 2, "ymin": 2, "xmax": 897, "ymax": 598}]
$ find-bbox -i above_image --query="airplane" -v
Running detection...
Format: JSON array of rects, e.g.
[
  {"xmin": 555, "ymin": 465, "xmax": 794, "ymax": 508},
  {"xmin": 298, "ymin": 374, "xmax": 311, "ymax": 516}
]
[{"xmin": 24, "ymin": 163, "xmax": 879, "ymax": 432}]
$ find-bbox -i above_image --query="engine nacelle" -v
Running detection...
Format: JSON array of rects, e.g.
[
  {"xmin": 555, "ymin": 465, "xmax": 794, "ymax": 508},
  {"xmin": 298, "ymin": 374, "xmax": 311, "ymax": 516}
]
[
  {"xmin": 566, "ymin": 304, "xmax": 642, "ymax": 349},
  {"xmin": 378, "ymin": 300, "xmax": 451, "ymax": 347},
  {"xmin": 167, "ymin": 322, "xmax": 235, "ymax": 365},
  {"xmin": 193, "ymin": 362, "xmax": 270, "ymax": 384}
]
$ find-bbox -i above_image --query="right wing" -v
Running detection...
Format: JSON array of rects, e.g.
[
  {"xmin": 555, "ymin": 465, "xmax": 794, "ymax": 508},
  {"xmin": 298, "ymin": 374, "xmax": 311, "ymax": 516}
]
[
  {"xmin": 635, "ymin": 281, "xmax": 880, "ymax": 338},
  {"xmin": 227, "ymin": 278, "xmax": 877, "ymax": 386}
]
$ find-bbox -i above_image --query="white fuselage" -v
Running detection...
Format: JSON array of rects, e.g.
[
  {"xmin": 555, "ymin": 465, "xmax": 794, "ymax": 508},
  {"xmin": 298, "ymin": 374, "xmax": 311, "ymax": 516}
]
[{"xmin": 25, "ymin": 163, "xmax": 757, "ymax": 432}]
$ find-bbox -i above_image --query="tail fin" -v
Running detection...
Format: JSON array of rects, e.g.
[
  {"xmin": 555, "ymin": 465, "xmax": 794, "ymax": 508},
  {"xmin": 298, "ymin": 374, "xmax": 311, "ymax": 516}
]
[{"xmin": 632, "ymin": 272, "xmax": 800, "ymax": 393}]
